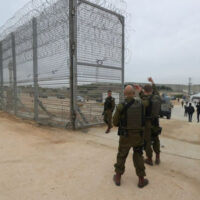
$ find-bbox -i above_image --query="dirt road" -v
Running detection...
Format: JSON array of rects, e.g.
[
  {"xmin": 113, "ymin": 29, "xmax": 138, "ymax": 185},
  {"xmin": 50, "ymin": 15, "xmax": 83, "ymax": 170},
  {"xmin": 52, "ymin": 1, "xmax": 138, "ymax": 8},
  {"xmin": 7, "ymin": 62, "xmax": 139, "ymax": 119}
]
[{"xmin": 0, "ymin": 111, "xmax": 199, "ymax": 200}]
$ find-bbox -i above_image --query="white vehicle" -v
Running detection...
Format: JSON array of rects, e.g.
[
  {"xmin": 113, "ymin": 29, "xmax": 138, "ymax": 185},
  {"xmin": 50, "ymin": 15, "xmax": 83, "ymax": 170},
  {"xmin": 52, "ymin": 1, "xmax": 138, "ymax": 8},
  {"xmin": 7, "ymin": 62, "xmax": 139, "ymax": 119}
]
[
  {"xmin": 77, "ymin": 96, "xmax": 84, "ymax": 102},
  {"xmin": 190, "ymin": 93, "xmax": 200, "ymax": 103}
]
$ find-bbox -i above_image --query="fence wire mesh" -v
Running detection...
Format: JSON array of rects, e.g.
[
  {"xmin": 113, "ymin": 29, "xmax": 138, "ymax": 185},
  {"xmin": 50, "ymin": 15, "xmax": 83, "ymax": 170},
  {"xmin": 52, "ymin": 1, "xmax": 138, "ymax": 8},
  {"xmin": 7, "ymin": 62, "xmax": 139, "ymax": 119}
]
[{"xmin": 0, "ymin": 0, "xmax": 124, "ymax": 128}]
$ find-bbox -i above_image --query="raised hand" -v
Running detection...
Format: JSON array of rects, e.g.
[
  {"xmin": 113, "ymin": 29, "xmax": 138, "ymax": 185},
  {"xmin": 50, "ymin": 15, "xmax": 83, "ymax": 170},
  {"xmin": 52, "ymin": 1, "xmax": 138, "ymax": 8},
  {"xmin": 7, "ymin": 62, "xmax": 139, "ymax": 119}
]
[{"xmin": 148, "ymin": 77, "xmax": 154, "ymax": 84}]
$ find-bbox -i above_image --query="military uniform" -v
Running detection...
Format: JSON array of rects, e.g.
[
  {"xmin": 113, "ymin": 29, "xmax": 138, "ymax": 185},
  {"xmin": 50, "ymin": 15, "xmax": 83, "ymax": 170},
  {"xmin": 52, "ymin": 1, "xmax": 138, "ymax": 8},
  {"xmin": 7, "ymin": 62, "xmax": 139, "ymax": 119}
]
[
  {"xmin": 140, "ymin": 84, "xmax": 161, "ymax": 163},
  {"xmin": 103, "ymin": 96, "xmax": 115, "ymax": 129},
  {"xmin": 151, "ymin": 119, "xmax": 161, "ymax": 155},
  {"xmin": 141, "ymin": 95, "xmax": 153, "ymax": 160},
  {"xmin": 113, "ymin": 97, "xmax": 149, "ymax": 177}
]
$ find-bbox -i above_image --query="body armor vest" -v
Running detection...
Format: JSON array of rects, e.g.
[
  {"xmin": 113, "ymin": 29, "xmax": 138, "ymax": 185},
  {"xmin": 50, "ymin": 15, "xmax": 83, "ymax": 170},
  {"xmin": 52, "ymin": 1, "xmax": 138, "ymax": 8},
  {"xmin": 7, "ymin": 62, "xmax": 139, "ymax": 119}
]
[
  {"xmin": 126, "ymin": 99, "xmax": 144, "ymax": 130},
  {"xmin": 149, "ymin": 95, "xmax": 161, "ymax": 118}
]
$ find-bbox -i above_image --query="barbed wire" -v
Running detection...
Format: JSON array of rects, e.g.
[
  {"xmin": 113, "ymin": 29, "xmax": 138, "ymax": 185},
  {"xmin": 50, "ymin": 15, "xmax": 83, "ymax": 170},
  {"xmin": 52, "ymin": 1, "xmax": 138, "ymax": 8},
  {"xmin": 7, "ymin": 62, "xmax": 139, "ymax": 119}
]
[
  {"xmin": 0, "ymin": 0, "xmax": 129, "ymax": 69},
  {"xmin": 0, "ymin": 0, "xmax": 132, "ymax": 67},
  {"xmin": 85, "ymin": 0, "xmax": 132, "ymax": 64},
  {"xmin": 0, "ymin": 0, "xmax": 128, "ymax": 38},
  {"xmin": 0, "ymin": 0, "xmax": 127, "ymax": 127}
]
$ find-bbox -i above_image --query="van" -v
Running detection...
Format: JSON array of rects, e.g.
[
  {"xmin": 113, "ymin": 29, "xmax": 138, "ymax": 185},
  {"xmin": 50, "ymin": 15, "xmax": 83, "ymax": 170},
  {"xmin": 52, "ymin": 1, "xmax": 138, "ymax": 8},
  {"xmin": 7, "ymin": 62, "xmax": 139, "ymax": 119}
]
[{"xmin": 160, "ymin": 96, "xmax": 173, "ymax": 119}]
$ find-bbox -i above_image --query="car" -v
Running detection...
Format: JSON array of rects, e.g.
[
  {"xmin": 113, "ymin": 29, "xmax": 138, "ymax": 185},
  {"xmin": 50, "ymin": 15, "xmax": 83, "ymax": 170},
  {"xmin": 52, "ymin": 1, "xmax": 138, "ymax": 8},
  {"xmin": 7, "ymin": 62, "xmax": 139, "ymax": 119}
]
[
  {"xmin": 56, "ymin": 94, "xmax": 66, "ymax": 99},
  {"xmin": 39, "ymin": 93, "xmax": 48, "ymax": 98},
  {"xmin": 77, "ymin": 96, "xmax": 84, "ymax": 102},
  {"xmin": 170, "ymin": 96, "xmax": 176, "ymax": 100}
]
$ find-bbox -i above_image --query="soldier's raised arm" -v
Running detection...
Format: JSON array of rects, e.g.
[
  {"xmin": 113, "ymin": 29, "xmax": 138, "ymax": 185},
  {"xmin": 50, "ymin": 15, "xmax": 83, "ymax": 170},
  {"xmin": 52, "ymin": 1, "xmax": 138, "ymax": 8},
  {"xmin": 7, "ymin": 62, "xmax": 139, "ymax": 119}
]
[
  {"xmin": 148, "ymin": 77, "xmax": 159, "ymax": 95},
  {"xmin": 134, "ymin": 85, "xmax": 149, "ymax": 108},
  {"xmin": 134, "ymin": 85, "xmax": 145, "ymax": 98}
]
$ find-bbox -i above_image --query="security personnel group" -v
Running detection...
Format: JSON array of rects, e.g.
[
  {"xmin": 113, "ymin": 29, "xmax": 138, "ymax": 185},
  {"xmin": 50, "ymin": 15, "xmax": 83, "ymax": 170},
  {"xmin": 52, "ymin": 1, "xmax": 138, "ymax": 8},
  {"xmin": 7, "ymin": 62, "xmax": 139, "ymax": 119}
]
[{"xmin": 103, "ymin": 77, "xmax": 162, "ymax": 188}]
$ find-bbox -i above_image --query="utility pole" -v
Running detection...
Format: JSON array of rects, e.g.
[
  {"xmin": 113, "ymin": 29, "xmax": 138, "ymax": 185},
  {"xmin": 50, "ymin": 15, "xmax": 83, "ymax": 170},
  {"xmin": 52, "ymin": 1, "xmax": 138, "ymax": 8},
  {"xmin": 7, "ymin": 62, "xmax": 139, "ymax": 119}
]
[{"xmin": 188, "ymin": 77, "xmax": 192, "ymax": 96}]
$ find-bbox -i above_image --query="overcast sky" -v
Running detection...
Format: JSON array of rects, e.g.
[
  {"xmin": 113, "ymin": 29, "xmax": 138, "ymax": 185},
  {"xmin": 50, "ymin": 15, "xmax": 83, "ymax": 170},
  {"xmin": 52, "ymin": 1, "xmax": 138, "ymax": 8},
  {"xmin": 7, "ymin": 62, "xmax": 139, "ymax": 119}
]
[{"xmin": 0, "ymin": 0, "xmax": 200, "ymax": 84}]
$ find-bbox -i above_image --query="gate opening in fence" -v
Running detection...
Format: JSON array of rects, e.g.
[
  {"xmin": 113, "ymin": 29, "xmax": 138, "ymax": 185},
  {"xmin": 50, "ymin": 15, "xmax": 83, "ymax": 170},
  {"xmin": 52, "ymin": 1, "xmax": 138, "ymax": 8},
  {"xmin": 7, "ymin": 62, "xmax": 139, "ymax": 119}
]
[{"xmin": 0, "ymin": 0, "xmax": 125, "ymax": 129}]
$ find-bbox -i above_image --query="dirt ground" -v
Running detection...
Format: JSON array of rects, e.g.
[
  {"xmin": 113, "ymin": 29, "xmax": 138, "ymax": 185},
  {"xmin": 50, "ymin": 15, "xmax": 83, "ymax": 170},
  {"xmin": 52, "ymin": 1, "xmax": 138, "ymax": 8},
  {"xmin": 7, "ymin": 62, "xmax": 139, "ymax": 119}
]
[{"xmin": 0, "ymin": 111, "xmax": 200, "ymax": 200}]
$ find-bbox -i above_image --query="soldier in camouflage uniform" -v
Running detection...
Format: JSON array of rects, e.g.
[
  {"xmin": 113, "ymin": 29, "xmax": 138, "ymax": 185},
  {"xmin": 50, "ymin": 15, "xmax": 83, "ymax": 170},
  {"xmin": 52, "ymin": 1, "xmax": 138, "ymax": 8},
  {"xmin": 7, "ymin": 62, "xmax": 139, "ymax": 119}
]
[
  {"xmin": 140, "ymin": 78, "xmax": 161, "ymax": 166},
  {"xmin": 103, "ymin": 90, "xmax": 115, "ymax": 134},
  {"xmin": 113, "ymin": 85, "xmax": 149, "ymax": 188}
]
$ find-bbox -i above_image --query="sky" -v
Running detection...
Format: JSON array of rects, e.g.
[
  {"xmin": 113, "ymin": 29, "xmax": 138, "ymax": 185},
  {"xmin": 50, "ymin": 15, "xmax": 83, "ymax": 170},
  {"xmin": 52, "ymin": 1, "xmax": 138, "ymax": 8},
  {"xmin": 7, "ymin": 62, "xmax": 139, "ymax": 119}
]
[
  {"xmin": 0, "ymin": 0, "xmax": 200, "ymax": 85},
  {"xmin": 125, "ymin": 0, "xmax": 200, "ymax": 85}
]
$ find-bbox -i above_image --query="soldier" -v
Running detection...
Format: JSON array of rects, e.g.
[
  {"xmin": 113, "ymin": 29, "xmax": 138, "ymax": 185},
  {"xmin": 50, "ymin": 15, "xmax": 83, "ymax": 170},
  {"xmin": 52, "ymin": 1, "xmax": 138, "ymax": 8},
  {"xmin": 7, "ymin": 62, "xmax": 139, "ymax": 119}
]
[
  {"xmin": 139, "ymin": 78, "xmax": 161, "ymax": 166},
  {"xmin": 103, "ymin": 90, "xmax": 115, "ymax": 133},
  {"xmin": 149, "ymin": 78, "xmax": 162, "ymax": 165},
  {"xmin": 113, "ymin": 85, "xmax": 149, "ymax": 188},
  {"xmin": 188, "ymin": 103, "xmax": 195, "ymax": 122},
  {"xmin": 184, "ymin": 104, "xmax": 188, "ymax": 117},
  {"xmin": 181, "ymin": 100, "xmax": 184, "ymax": 108},
  {"xmin": 196, "ymin": 102, "xmax": 200, "ymax": 123}
]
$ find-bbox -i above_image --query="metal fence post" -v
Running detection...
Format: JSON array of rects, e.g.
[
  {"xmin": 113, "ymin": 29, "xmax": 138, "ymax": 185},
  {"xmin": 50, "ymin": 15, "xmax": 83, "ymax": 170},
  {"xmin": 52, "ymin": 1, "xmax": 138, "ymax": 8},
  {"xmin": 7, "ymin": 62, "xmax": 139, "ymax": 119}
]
[
  {"xmin": 0, "ymin": 42, "xmax": 3, "ymax": 109},
  {"xmin": 121, "ymin": 16, "xmax": 125, "ymax": 101},
  {"xmin": 11, "ymin": 33, "xmax": 17, "ymax": 115},
  {"xmin": 69, "ymin": 0, "xmax": 78, "ymax": 129},
  {"xmin": 32, "ymin": 17, "xmax": 39, "ymax": 121},
  {"xmin": 73, "ymin": 0, "xmax": 78, "ymax": 129}
]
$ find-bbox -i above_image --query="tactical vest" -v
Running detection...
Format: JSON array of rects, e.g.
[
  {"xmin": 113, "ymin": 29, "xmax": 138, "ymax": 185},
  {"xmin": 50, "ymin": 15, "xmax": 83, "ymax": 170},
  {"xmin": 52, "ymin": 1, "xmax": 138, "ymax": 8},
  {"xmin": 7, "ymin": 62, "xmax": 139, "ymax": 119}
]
[
  {"xmin": 149, "ymin": 95, "xmax": 161, "ymax": 118},
  {"xmin": 121, "ymin": 98, "xmax": 145, "ymax": 130},
  {"xmin": 105, "ymin": 97, "xmax": 114, "ymax": 110}
]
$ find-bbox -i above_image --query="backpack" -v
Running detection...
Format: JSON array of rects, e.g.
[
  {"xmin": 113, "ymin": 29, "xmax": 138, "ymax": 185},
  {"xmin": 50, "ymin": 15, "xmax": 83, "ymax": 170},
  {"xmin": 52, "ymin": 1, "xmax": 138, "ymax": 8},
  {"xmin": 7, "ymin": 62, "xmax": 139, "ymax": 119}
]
[
  {"xmin": 149, "ymin": 95, "xmax": 161, "ymax": 118},
  {"xmin": 120, "ymin": 98, "xmax": 145, "ymax": 130}
]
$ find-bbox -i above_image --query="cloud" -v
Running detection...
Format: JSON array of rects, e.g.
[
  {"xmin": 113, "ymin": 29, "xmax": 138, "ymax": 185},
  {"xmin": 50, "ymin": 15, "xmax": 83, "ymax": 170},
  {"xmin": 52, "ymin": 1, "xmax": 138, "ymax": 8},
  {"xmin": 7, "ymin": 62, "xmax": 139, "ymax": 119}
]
[
  {"xmin": 1, "ymin": 0, "xmax": 200, "ymax": 84},
  {"xmin": 126, "ymin": 0, "xmax": 200, "ymax": 84},
  {"xmin": 0, "ymin": 0, "xmax": 29, "ymax": 27}
]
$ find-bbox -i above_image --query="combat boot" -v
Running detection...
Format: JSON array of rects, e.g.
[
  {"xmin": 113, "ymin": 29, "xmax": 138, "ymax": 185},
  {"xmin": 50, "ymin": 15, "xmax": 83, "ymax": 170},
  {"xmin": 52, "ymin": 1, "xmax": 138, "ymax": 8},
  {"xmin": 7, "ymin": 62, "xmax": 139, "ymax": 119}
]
[
  {"xmin": 144, "ymin": 157, "xmax": 153, "ymax": 166},
  {"xmin": 105, "ymin": 128, "xmax": 110, "ymax": 134},
  {"xmin": 113, "ymin": 173, "xmax": 121, "ymax": 186},
  {"xmin": 155, "ymin": 153, "xmax": 160, "ymax": 165},
  {"xmin": 138, "ymin": 177, "xmax": 149, "ymax": 188}
]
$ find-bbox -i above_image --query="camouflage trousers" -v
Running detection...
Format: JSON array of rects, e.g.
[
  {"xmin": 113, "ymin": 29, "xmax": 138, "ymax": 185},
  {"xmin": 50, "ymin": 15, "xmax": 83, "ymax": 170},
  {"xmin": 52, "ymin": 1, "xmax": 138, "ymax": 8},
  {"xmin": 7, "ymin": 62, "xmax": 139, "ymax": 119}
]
[
  {"xmin": 151, "ymin": 135, "xmax": 160, "ymax": 154},
  {"xmin": 144, "ymin": 119, "xmax": 160, "ymax": 158},
  {"xmin": 144, "ymin": 120, "xmax": 153, "ymax": 159},
  {"xmin": 104, "ymin": 110, "xmax": 113, "ymax": 128},
  {"xmin": 114, "ymin": 132, "xmax": 146, "ymax": 177}
]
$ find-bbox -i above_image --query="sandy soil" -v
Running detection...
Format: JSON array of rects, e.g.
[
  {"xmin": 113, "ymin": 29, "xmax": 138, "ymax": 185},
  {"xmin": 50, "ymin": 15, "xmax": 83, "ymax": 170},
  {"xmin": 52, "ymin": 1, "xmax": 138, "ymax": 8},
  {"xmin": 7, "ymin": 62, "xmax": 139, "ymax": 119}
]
[
  {"xmin": 0, "ymin": 111, "xmax": 199, "ymax": 200},
  {"xmin": 161, "ymin": 118, "xmax": 200, "ymax": 144},
  {"xmin": 15, "ymin": 94, "xmax": 104, "ymax": 125}
]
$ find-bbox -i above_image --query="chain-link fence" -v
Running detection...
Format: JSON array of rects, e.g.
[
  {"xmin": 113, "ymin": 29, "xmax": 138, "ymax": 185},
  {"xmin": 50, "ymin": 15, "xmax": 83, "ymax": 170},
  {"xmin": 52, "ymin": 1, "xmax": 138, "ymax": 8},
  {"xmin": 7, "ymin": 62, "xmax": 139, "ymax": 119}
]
[{"xmin": 0, "ymin": 0, "xmax": 124, "ymax": 129}]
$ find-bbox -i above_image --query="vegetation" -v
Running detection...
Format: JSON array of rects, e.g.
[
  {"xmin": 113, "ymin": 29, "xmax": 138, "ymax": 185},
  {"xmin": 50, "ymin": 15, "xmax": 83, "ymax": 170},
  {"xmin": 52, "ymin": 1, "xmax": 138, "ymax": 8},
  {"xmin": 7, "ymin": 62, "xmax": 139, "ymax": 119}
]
[{"xmin": 156, "ymin": 85, "xmax": 173, "ymax": 91}]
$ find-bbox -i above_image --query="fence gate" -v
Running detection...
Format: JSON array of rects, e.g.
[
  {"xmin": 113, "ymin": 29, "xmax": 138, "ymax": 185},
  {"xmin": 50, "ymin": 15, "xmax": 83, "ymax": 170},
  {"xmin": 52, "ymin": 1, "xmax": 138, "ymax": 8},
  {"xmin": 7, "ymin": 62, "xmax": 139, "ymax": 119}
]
[
  {"xmin": 74, "ymin": 0, "xmax": 125, "ymax": 128},
  {"xmin": 0, "ymin": 0, "xmax": 124, "ymax": 129}
]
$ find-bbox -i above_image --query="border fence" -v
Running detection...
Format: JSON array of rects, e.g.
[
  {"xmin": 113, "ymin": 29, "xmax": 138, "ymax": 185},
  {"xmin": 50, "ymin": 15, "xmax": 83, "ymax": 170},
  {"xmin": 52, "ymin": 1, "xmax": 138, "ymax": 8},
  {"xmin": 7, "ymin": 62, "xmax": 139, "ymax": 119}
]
[{"xmin": 0, "ymin": 0, "xmax": 124, "ymax": 129}]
